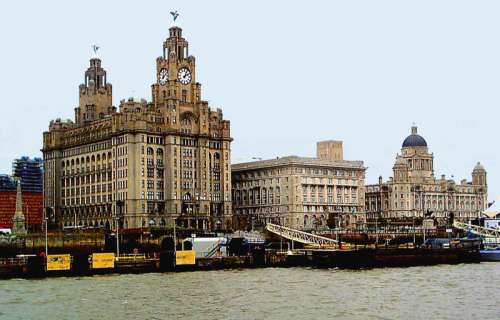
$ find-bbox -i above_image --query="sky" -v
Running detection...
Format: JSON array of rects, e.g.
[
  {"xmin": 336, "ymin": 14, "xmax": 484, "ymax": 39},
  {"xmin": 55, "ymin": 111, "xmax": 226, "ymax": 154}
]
[{"xmin": 0, "ymin": 1, "xmax": 498, "ymax": 199}]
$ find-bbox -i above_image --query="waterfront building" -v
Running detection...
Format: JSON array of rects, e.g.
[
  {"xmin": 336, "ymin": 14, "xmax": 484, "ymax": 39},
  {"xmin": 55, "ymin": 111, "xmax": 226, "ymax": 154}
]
[
  {"xmin": 42, "ymin": 23, "xmax": 232, "ymax": 231},
  {"xmin": 232, "ymin": 141, "xmax": 366, "ymax": 230},
  {"xmin": 0, "ymin": 157, "xmax": 43, "ymax": 230},
  {"xmin": 365, "ymin": 126, "xmax": 487, "ymax": 226}
]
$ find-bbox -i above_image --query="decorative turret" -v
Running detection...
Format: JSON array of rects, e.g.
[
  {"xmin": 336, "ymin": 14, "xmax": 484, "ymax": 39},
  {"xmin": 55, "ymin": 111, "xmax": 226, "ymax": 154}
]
[
  {"xmin": 164, "ymin": 26, "xmax": 189, "ymax": 60},
  {"xmin": 74, "ymin": 47, "xmax": 114, "ymax": 124},
  {"xmin": 393, "ymin": 156, "xmax": 409, "ymax": 182},
  {"xmin": 472, "ymin": 162, "xmax": 487, "ymax": 186}
]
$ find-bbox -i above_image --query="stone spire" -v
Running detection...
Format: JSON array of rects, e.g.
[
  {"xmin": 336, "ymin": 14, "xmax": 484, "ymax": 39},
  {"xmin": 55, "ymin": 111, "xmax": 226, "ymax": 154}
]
[{"xmin": 12, "ymin": 178, "xmax": 27, "ymax": 235}]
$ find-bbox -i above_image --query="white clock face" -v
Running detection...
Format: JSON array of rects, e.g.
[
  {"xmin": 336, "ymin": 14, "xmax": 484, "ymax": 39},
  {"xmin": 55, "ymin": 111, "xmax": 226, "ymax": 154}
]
[
  {"xmin": 159, "ymin": 68, "xmax": 168, "ymax": 85},
  {"xmin": 177, "ymin": 67, "xmax": 192, "ymax": 85}
]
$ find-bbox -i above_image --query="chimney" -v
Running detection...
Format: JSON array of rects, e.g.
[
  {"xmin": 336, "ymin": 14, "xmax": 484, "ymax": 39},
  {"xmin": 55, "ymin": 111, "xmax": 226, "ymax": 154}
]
[{"xmin": 316, "ymin": 140, "xmax": 343, "ymax": 161}]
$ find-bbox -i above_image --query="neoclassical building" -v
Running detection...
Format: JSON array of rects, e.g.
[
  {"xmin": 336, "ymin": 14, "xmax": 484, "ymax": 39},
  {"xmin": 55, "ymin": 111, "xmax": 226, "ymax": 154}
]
[
  {"xmin": 43, "ymin": 23, "xmax": 232, "ymax": 231},
  {"xmin": 365, "ymin": 126, "xmax": 487, "ymax": 225},
  {"xmin": 232, "ymin": 141, "xmax": 366, "ymax": 230}
]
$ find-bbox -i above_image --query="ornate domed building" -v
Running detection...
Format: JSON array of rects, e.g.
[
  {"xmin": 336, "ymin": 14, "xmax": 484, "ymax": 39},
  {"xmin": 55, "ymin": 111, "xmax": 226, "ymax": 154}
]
[{"xmin": 365, "ymin": 126, "xmax": 488, "ymax": 227}]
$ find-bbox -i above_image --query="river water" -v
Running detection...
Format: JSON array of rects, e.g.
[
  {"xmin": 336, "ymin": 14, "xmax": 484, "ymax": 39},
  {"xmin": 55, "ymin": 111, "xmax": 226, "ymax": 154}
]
[{"xmin": 0, "ymin": 263, "xmax": 498, "ymax": 320}]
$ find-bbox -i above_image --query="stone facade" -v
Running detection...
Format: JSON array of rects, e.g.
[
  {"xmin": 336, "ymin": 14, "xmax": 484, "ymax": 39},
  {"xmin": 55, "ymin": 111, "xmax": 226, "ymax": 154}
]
[
  {"xmin": 232, "ymin": 143, "xmax": 365, "ymax": 230},
  {"xmin": 42, "ymin": 24, "xmax": 232, "ymax": 231},
  {"xmin": 365, "ymin": 126, "xmax": 487, "ymax": 225}
]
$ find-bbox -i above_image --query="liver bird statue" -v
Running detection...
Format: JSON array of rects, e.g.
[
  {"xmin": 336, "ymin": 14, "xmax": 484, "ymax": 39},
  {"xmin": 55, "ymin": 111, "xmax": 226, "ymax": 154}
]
[{"xmin": 170, "ymin": 11, "xmax": 179, "ymax": 22}]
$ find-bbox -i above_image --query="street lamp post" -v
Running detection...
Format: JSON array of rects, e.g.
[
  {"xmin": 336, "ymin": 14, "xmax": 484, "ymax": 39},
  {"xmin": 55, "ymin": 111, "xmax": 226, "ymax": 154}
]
[
  {"xmin": 412, "ymin": 216, "xmax": 416, "ymax": 246},
  {"xmin": 173, "ymin": 216, "xmax": 177, "ymax": 269},
  {"xmin": 115, "ymin": 200, "xmax": 124, "ymax": 258},
  {"xmin": 279, "ymin": 219, "xmax": 283, "ymax": 253},
  {"xmin": 423, "ymin": 217, "xmax": 426, "ymax": 244},
  {"xmin": 44, "ymin": 211, "xmax": 48, "ymax": 256}
]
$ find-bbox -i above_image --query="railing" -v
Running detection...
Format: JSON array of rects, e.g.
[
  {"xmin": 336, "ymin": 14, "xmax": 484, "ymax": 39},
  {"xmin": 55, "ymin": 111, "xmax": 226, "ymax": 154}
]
[
  {"xmin": 453, "ymin": 221, "xmax": 500, "ymax": 238},
  {"xmin": 117, "ymin": 253, "xmax": 146, "ymax": 261},
  {"xmin": 0, "ymin": 257, "xmax": 28, "ymax": 267},
  {"xmin": 232, "ymin": 230, "xmax": 265, "ymax": 243},
  {"xmin": 204, "ymin": 242, "xmax": 222, "ymax": 258},
  {"xmin": 266, "ymin": 223, "xmax": 338, "ymax": 248}
]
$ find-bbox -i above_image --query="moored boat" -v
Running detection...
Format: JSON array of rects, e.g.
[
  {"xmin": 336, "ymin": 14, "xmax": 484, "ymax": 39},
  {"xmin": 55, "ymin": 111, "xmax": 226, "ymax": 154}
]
[{"xmin": 480, "ymin": 248, "xmax": 500, "ymax": 261}]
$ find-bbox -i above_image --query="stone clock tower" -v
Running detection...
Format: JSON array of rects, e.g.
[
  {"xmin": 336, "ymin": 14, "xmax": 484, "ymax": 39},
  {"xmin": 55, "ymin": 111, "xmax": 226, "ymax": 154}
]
[
  {"xmin": 152, "ymin": 26, "xmax": 201, "ymax": 106},
  {"xmin": 147, "ymin": 22, "xmax": 233, "ymax": 230},
  {"xmin": 43, "ymin": 19, "xmax": 232, "ymax": 232}
]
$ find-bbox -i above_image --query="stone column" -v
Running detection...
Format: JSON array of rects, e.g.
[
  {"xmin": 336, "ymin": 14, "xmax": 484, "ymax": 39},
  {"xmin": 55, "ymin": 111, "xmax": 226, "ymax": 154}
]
[{"xmin": 12, "ymin": 179, "xmax": 27, "ymax": 235}]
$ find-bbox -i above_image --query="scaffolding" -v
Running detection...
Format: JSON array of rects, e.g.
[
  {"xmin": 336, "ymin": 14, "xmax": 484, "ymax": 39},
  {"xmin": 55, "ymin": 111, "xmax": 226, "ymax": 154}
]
[
  {"xmin": 0, "ymin": 175, "xmax": 16, "ymax": 192},
  {"xmin": 12, "ymin": 157, "xmax": 43, "ymax": 193}
]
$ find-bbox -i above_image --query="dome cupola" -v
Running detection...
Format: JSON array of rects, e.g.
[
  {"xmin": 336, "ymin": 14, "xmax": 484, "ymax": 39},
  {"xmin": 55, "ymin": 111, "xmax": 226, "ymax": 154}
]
[{"xmin": 402, "ymin": 126, "xmax": 427, "ymax": 148}]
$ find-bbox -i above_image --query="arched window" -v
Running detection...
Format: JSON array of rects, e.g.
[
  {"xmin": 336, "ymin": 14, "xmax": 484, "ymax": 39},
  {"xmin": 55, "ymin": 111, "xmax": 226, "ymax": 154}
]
[
  {"xmin": 242, "ymin": 190, "xmax": 248, "ymax": 205},
  {"xmin": 157, "ymin": 148, "xmax": 164, "ymax": 157},
  {"xmin": 147, "ymin": 147, "xmax": 154, "ymax": 156},
  {"xmin": 235, "ymin": 191, "xmax": 241, "ymax": 205}
]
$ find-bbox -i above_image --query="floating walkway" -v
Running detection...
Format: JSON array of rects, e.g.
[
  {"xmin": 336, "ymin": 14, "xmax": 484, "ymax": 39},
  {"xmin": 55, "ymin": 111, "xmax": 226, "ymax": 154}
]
[
  {"xmin": 453, "ymin": 221, "xmax": 500, "ymax": 239},
  {"xmin": 265, "ymin": 223, "xmax": 338, "ymax": 248}
]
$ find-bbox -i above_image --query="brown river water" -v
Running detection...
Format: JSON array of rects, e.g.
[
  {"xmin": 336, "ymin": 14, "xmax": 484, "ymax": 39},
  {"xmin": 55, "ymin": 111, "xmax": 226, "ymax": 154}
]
[{"xmin": 0, "ymin": 263, "xmax": 498, "ymax": 320}]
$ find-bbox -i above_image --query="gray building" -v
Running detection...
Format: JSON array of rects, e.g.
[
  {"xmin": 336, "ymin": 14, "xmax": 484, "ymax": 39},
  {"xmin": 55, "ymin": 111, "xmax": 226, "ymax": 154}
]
[{"xmin": 232, "ymin": 141, "xmax": 366, "ymax": 231}]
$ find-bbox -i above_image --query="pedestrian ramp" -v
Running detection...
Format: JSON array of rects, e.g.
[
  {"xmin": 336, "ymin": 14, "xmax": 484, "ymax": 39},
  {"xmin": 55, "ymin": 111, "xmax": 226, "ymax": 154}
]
[
  {"xmin": 453, "ymin": 221, "xmax": 500, "ymax": 239},
  {"xmin": 266, "ymin": 223, "xmax": 338, "ymax": 248}
]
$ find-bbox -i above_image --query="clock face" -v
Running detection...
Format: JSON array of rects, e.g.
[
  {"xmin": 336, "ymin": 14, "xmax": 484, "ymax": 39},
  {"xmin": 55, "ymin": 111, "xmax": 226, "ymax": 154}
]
[
  {"xmin": 177, "ymin": 67, "xmax": 192, "ymax": 85},
  {"xmin": 159, "ymin": 68, "xmax": 168, "ymax": 85}
]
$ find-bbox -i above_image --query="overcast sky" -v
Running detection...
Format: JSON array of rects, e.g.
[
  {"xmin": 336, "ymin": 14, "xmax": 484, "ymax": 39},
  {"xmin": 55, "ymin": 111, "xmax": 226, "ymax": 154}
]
[{"xmin": 0, "ymin": 1, "xmax": 498, "ymax": 199}]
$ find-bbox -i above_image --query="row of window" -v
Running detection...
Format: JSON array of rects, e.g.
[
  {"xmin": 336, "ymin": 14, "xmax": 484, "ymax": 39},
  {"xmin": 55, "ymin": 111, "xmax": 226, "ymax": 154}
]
[
  {"xmin": 367, "ymin": 200, "xmax": 484, "ymax": 211},
  {"xmin": 62, "ymin": 141, "xmax": 111, "ymax": 158},
  {"xmin": 62, "ymin": 153, "xmax": 112, "ymax": 168},
  {"xmin": 62, "ymin": 194, "xmax": 113, "ymax": 206},
  {"xmin": 62, "ymin": 183, "xmax": 113, "ymax": 197}
]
